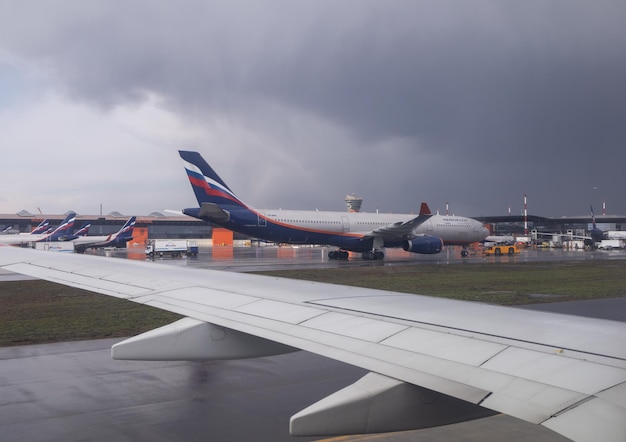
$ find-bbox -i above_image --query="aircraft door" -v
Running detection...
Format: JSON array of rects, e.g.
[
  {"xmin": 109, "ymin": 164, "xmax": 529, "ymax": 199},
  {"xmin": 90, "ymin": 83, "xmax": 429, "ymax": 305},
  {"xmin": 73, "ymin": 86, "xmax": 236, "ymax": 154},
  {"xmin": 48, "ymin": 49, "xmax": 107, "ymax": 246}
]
[
  {"xmin": 257, "ymin": 213, "xmax": 267, "ymax": 227},
  {"xmin": 341, "ymin": 216, "xmax": 350, "ymax": 232}
]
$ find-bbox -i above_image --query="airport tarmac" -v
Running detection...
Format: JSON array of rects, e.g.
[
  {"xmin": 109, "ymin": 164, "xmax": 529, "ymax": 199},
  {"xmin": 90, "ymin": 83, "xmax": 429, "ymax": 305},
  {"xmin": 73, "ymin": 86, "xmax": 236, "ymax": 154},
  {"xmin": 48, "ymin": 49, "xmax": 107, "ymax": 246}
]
[
  {"xmin": 0, "ymin": 336, "xmax": 578, "ymax": 442},
  {"xmin": 99, "ymin": 243, "xmax": 626, "ymax": 272},
  {"xmin": 1, "ymin": 246, "xmax": 624, "ymax": 441}
]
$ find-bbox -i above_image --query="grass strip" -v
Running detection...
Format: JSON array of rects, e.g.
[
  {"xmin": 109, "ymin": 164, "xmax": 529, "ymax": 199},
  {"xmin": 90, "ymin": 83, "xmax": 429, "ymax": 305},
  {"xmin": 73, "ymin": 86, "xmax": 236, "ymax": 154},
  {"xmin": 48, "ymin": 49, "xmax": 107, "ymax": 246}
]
[
  {"xmin": 258, "ymin": 260, "xmax": 626, "ymax": 304},
  {"xmin": 0, "ymin": 280, "xmax": 180, "ymax": 347}
]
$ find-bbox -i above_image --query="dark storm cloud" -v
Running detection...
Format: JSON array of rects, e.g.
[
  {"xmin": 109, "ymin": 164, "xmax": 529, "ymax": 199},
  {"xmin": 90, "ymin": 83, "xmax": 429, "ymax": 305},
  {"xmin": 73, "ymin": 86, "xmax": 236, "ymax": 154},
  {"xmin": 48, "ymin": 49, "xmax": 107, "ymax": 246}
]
[{"xmin": 1, "ymin": 0, "xmax": 625, "ymax": 216}]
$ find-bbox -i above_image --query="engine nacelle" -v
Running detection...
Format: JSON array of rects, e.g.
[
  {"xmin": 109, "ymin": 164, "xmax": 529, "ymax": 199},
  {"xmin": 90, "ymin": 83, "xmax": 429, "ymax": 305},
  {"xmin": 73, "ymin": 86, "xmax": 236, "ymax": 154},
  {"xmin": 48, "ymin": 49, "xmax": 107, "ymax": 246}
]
[
  {"xmin": 402, "ymin": 236, "xmax": 443, "ymax": 254},
  {"xmin": 111, "ymin": 317, "xmax": 297, "ymax": 361}
]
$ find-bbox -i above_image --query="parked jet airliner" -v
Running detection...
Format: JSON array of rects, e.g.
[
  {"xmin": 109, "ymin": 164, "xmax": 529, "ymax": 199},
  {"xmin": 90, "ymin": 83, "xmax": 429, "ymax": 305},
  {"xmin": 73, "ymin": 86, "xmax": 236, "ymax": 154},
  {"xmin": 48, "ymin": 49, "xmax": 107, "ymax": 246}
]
[
  {"xmin": 72, "ymin": 223, "xmax": 91, "ymax": 237},
  {"xmin": 534, "ymin": 206, "xmax": 624, "ymax": 248},
  {"xmin": 71, "ymin": 216, "xmax": 136, "ymax": 253},
  {"xmin": 30, "ymin": 219, "xmax": 51, "ymax": 234},
  {"xmin": 585, "ymin": 205, "xmax": 626, "ymax": 244},
  {"xmin": 179, "ymin": 151, "xmax": 489, "ymax": 259}
]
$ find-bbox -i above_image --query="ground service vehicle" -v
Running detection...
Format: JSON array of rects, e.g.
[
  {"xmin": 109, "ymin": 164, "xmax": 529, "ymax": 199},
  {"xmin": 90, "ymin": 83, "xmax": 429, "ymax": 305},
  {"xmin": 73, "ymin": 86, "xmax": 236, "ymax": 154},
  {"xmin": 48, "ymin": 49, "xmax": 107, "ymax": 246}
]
[
  {"xmin": 34, "ymin": 242, "xmax": 75, "ymax": 252},
  {"xmin": 146, "ymin": 239, "xmax": 198, "ymax": 258},
  {"xmin": 483, "ymin": 243, "xmax": 520, "ymax": 256},
  {"xmin": 597, "ymin": 239, "xmax": 624, "ymax": 250}
]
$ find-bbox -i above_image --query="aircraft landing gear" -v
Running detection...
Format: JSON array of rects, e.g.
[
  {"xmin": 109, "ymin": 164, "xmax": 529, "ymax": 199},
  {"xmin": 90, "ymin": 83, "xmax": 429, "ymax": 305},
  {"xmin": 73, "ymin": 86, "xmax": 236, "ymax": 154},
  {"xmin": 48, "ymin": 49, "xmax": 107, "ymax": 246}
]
[
  {"xmin": 362, "ymin": 250, "xmax": 385, "ymax": 260},
  {"xmin": 328, "ymin": 250, "xmax": 349, "ymax": 260},
  {"xmin": 328, "ymin": 249, "xmax": 385, "ymax": 260},
  {"xmin": 461, "ymin": 245, "xmax": 469, "ymax": 258},
  {"xmin": 361, "ymin": 238, "xmax": 385, "ymax": 260}
]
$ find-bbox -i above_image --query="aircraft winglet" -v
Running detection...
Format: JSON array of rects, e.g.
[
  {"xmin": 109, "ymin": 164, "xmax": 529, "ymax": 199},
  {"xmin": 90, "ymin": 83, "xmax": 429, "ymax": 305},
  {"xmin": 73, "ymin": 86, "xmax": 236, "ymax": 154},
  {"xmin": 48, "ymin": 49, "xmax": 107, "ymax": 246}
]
[{"xmin": 419, "ymin": 203, "xmax": 432, "ymax": 216}]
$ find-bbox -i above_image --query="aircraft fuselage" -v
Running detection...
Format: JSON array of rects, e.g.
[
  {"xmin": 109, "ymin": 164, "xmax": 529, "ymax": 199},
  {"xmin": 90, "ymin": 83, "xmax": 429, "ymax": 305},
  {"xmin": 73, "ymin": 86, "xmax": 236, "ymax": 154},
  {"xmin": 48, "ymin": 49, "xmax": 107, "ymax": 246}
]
[{"xmin": 186, "ymin": 206, "xmax": 487, "ymax": 253}]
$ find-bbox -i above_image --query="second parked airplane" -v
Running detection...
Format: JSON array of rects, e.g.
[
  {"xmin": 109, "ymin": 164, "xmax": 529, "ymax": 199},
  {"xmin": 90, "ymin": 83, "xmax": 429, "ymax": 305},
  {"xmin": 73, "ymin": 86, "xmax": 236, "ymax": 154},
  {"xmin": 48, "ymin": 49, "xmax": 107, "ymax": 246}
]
[
  {"xmin": 179, "ymin": 151, "xmax": 489, "ymax": 259},
  {"xmin": 72, "ymin": 216, "xmax": 136, "ymax": 253}
]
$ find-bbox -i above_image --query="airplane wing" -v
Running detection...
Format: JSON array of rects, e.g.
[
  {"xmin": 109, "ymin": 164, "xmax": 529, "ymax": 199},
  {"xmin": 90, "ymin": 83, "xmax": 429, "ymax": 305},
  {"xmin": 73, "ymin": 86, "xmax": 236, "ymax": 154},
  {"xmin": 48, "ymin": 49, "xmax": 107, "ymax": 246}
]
[
  {"xmin": 365, "ymin": 202, "xmax": 433, "ymax": 239},
  {"xmin": 365, "ymin": 214, "xmax": 431, "ymax": 239},
  {"xmin": 0, "ymin": 246, "xmax": 624, "ymax": 442}
]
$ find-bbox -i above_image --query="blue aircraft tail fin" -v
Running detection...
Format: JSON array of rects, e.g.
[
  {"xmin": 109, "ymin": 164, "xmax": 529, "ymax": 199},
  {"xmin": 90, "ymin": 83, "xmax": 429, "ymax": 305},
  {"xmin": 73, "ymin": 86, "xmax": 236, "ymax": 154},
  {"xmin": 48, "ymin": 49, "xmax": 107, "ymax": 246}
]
[
  {"xmin": 179, "ymin": 150, "xmax": 247, "ymax": 209},
  {"xmin": 115, "ymin": 216, "xmax": 136, "ymax": 240},
  {"xmin": 31, "ymin": 219, "xmax": 50, "ymax": 234},
  {"xmin": 45, "ymin": 212, "xmax": 77, "ymax": 241},
  {"xmin": 73, "ymin": 223, "xmax": 91, "ymax": 237},
  {"xmin": 590, "ymin": 205, "xmax": 597, "ymax": 229},
  {"xmin": 51, "ymin": 213, "xmax": 76, "ymax": 235},
  {"xmin": 589, "ymin": 205, "xmax": 605, "ymax": 243}
]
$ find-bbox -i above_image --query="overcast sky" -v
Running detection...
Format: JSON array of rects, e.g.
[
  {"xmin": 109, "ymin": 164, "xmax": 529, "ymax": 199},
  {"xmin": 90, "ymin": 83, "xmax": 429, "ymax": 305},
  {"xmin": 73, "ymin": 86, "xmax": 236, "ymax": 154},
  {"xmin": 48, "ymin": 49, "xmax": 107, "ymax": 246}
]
[{"xmin": 1, "ymin": 1, "xmax": 624, "ymax": 218}]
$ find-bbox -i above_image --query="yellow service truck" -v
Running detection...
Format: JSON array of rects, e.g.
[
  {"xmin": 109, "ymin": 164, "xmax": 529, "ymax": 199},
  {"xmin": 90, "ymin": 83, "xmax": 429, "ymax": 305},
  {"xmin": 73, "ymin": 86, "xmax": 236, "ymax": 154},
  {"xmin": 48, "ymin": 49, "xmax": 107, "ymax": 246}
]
[{"xmin": 483, "ymin": 243, "xmax": 520, "ymax": 256}]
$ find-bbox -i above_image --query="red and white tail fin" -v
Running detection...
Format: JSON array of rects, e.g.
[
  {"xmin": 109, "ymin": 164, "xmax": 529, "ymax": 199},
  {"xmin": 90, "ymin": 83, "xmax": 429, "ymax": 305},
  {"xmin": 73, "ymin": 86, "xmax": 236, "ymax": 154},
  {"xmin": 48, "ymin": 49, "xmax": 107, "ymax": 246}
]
[{"xmin": 419, "ymin": 202, "xmax": 432, "ymax": 216}]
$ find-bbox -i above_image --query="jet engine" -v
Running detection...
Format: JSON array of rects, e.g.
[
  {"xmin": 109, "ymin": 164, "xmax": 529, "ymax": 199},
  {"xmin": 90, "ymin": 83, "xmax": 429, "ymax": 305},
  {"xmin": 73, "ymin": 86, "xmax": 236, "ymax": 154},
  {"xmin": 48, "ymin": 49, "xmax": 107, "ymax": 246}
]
[{"xmin": 402, "ymin": 236, "xmax": 443, "ymax": 254}]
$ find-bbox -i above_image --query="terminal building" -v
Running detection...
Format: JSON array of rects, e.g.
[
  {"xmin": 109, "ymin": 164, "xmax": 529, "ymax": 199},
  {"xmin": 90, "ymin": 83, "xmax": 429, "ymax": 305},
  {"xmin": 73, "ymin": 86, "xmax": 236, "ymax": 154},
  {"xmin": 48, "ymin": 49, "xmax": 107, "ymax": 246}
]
[{"xmin": 476, "ymin": 214, "xmax": 625, "ymax": 238}]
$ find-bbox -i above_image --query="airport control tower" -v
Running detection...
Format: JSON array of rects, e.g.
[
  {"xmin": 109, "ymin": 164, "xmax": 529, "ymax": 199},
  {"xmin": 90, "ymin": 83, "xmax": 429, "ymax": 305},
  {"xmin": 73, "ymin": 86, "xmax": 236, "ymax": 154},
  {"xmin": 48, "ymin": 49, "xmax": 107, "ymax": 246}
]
[{"xmin": 345, "ymin": 194, "xmax": 363, "ymax": 212}]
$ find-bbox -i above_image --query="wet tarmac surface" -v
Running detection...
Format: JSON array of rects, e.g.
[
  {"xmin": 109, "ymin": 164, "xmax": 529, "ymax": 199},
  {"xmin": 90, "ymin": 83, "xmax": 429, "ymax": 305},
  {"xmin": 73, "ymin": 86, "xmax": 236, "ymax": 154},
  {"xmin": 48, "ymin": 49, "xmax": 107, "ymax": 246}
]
[
  {"xmin": 99, "ymin": 243, "xmax": 626, "ymax": 272},
  {"xmin": 0, "ymin": 341, "xmax": 364, "ymax": 442},
  {"xmin": 1, "ymin": 245, "xmax": 624, "ymax": 441}
]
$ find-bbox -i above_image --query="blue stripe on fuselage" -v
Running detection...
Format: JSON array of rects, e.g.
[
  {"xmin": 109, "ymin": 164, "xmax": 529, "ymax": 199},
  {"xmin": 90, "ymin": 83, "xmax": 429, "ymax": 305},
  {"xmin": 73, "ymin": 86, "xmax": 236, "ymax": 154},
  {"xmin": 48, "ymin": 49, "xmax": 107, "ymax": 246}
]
[{"xmin": 196, "ymin": 205, "xmax": 376, "ymax": 252}]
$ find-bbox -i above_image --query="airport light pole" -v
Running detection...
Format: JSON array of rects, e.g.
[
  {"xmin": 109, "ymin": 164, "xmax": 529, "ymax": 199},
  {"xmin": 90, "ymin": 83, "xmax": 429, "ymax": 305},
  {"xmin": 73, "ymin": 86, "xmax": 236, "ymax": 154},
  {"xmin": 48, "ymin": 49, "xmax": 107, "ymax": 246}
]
[{"xmin": 524, "ymin": 194, "xmax": 528, "ymax": 236}]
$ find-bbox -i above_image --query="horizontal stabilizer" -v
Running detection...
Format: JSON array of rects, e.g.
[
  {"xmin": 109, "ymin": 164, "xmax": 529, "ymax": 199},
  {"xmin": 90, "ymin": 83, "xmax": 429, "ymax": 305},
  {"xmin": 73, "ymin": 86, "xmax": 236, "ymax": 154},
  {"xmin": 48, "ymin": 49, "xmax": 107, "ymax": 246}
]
[
  {"xmin": 290, "ymin": 372, "xmax": 493, "ymax": 436},
  {"xmin": 112, "ymin": 317, "xmax": 296, "ymax": 361},
  {"xmin": 198, "ymin": 203, "xmax": 231, "ymax": 222}
]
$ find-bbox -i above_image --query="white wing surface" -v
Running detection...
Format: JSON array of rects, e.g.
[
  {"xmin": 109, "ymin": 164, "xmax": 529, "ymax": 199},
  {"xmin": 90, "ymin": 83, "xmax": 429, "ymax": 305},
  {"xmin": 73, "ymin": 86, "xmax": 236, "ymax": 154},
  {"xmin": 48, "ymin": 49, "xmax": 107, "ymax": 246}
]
[
  {"xmin": 0, "ymin": 246, "xmax": 624, "ymax": 442},
  {"xmin": 365, "ymin": 213, "xmax": 431, "ymax": 238}
]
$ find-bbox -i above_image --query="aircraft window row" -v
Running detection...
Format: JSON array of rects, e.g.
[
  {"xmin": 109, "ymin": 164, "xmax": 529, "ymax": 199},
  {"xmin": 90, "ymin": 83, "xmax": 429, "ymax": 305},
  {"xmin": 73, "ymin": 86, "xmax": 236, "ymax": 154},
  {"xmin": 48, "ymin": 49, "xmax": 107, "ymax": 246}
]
[
  {"xmin": 274, "ymin": 219, "xmax": 389, "ymax": 227},
  {"xmin": 277, "ymin": 219, "xmax": 341, "ymax": 224}
]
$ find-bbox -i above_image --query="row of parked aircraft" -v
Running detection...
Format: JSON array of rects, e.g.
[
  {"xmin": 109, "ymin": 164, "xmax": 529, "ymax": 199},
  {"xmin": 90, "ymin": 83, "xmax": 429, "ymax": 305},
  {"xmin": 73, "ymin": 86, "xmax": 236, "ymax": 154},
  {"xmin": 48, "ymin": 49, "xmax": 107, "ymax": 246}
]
[
  {"xmin": 0, "ymin": 149, "xmax": 623, "ymax": 442},
  {"xmin": 0, "ymin": 213, "xmax": 136, "ymax": 253}
]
